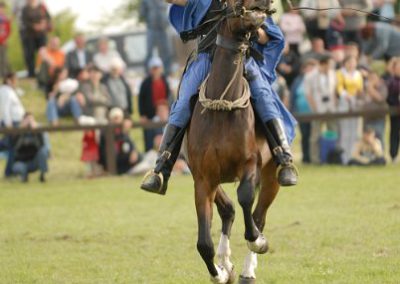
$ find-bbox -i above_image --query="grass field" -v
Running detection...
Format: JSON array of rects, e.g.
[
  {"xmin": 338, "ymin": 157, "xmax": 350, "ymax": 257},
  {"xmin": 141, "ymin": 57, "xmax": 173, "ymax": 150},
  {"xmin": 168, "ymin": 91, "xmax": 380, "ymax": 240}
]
[{"xmin": 1, "ymin": 165, "xmax": 400, "ymax": 284}]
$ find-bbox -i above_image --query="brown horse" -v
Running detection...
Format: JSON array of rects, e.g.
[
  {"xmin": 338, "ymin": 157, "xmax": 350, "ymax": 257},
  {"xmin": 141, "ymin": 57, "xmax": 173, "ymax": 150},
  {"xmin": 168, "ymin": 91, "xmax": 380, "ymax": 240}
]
[{"xmin": 186, "ymin": 0, "xmax": 281, "ymax": 283}]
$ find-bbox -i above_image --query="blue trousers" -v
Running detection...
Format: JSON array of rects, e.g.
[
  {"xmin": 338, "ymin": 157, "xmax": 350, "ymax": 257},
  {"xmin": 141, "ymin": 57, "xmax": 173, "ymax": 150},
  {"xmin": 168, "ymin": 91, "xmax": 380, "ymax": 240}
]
[
  {"xmin": 46, "ymin": 97, "xmax": 82, "ymax": 123},
  {"xmin": 12, "ymin": 147, "xmax": 49, "ymax": 179},
  {"xmin": 145, "ymin": 29, "xmax": 172, "ymax": 75},
  {"xmin": 168, "ymin": 53, "xmax": 296, "ymax": 143}
]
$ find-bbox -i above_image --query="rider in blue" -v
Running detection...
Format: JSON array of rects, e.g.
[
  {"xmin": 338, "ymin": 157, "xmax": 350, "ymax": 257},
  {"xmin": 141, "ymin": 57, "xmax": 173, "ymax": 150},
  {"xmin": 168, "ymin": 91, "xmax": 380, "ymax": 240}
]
[{"xmin": 141, "ymin": 0, "xmax": 298, "ymax": 195}]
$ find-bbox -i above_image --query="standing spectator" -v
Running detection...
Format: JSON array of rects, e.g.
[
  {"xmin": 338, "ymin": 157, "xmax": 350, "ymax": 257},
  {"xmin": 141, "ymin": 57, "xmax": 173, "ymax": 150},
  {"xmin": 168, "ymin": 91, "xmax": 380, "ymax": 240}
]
[
  {"xmin": 21, "ymin": 0, "xmax": 51, "ymax": 77},
  {"xmin": 300, "ymin": 0, "xmax": 342, "ymax": 42},
  {"xmin": 360, "ymin": 22, "xmax": 400, "ymax": 61},
  {"xmin": 305, "ymin": 55, "xmax": 338, "ymax": 164},
  {"xmin": 336, "ymin": 56, "xmax": 365, "ymax": 164},
  {"xmin": 302, "ymin": 38, "xmax": 328, "ymax": 61},
  {"xmin": 364, "ymin": 71, "xmax": 388, "ymax": 145},
  {"xmin": 99, "ymin": 108, "xmax": 141, "ymax": 175},
  {"xmin": 140, "ymin": 0, "xmax": 172, "ymax": 75},
  {"xmin": 11, "ymin": 113, "xmax": 49, "ymax": 182},
  {"xmin": 0, "ymin": 73, "xmax": 25, "ymax": 128},
  {"xmin": 339, "ymin": 0, "xmax": 373, "ymax": 45},
  {"xmin": 66, "ymin": 33, "xmax": 93, "ymax": 79},
  {"xmin": 278, "ymin": 43, "xmax": 301, "ymax": 88},
  {"xmin": 102, "ymin": 58, "xmax": 133, "ymax": 116},
  {"xmin": 93, "ymin": 37, "xmax": 125, "ymax": 74},
  {"xmin": 291, "ymin": 59, "xmax": 318, "ymax": 164},
  {"xmin": 273, "ymin": 74, "xmax": 290, "ymax": 108},
  {"xmin": 279, "ymin": 10, "xmax": 306, "ymax": 54},
  {"xmin": 386, "ymin": 57, "xmax": 400, "ymax": 162},
  {"xmin": 0, "ymin": 2, "xmax": 11, "ymax": 78},
  {"xmin": 46, "ymin": 68, "xmax": 84, "ymax": 126},
  {"xmin": 348, "ymin": 127, "xmax": 386, "ymax": 166},
  {"xmin": 79, "ymin": 66, "xmax": 111, "ymax": 124},
  {"xmin": 37, "ymin": 36, "xmax": 65, "ymax": 91},
  {"xmin": 139, "ymin": 57, "xmax": 172, "ymax": 152}
]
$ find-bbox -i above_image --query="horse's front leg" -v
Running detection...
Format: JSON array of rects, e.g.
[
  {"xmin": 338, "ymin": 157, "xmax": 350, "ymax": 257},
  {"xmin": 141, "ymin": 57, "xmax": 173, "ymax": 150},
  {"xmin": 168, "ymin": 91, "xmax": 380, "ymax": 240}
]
[
  {"xmin": 215, "ymin": 186, "xmax": 236, "ymax": 282},
  {"xmin": 195, "ymin": 180, "xmax": 230, "ymax": 284},
  {"xmin": 239, "ymin": 160, "xmax": 280, "ymax": 283},
  {"xmin": 237, "ymin": 161, "xmax": 268, "ymax": 255}
]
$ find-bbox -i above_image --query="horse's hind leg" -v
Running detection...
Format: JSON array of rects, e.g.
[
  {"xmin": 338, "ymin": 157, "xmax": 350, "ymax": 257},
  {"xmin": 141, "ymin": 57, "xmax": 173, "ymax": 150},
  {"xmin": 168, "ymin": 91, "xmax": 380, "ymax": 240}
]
[
  {"xmin": 240, "ymin": 160, "xmax": 280, "ymax": 283},
  {"xmin": 215, "ymin": 186, "xmax": 235, "ymax": 282},
  {"xmin": 195, "ymin": 180, "xmax": 230, "ymax": 284},
  {"xmin": 237, "ymin": 161, "xmax": 268, "ymax": 255}
]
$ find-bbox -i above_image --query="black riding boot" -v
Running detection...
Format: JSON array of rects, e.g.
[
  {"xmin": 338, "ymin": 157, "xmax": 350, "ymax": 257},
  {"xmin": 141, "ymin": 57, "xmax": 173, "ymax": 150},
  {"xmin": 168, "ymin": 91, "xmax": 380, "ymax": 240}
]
[
  {"xmin": 265, "ymin": 119, "xmax": 298, "ymax": 187},
  {"xmin": 140, "ymin": 124, "xmax": 185, "ymax": 195}
]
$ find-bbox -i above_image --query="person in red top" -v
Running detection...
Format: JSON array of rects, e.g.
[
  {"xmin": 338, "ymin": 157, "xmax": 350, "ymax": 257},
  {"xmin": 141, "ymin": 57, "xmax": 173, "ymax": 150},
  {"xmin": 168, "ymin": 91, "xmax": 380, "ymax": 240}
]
[
  {"xmin": 0, "ymin": 1, "xmax": 11, "ymax": 77},
  {"xmin": 139, "ymin": 57, "xmax": 172, "ymax": 152}
]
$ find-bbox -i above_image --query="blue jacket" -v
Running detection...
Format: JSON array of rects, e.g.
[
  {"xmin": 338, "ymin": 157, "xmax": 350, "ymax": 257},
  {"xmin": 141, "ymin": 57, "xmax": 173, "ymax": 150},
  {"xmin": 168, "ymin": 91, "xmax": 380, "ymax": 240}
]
[
  {"xmin": 169, "ymin": 0, "xmax": 213, "ymax": 34},
  {"xmin": 253, "ymin": 17, "xmax": 286, "ymax": 84}
]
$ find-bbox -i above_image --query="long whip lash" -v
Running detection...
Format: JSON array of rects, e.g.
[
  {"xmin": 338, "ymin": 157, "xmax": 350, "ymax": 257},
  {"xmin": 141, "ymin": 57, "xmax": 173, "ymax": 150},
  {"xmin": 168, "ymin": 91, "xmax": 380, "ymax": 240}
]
[{"xmin": 285, "ymin": 0, "xmax": 399, "ymax": 24}]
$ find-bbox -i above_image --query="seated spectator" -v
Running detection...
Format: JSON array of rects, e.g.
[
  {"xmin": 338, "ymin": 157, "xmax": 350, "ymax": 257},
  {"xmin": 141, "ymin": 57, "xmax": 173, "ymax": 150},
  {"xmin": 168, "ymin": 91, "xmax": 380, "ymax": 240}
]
[
  {"xmin": 21, "ymin": 0, "xmax": 51, "ymax": 78},
  {"xmin": 79, "ymin": 66, "xmax": 111, "ymax": 124},
  {"xmin": 11, "ymin": 113, "xmax": 50, "ymax": 182},
  {"xmin": 46, "ymin": 68, "xmax": 84, "ymax": 126},
  {"xmin": 0, "ymin": 1, "xmax": 11, "ymax": 78},
  {"xmin": 291, "ymin": 59, "xmax": 318, "ymax": 163},
  {"xmin": 66, "ymin": 33, "xmax": 93, "ymax": 79},
  {"xmin": 102, "ymin": 58, "xmax": 133, "ymax": 116},
  {"xmin": 386, "ymin": 57, "xmax": 400, "ymax": 162},
  {"xmin": 0, "ymin": 72, "xmax": 25, "ymax": 128},
  {"xmin": 370, "ymin": 0, "xmax": 396, "ymax": 21},
  {"xmin": 139, "ymin": 57, "xmax": 171, "ymax": 152},
  {"xmin": 305, "ymin": 55, "xmax": 338, "ymax": 164},
  {"xmin": 0, "ymin": 72, "xmax": 26, "ymax": 177},
  {"xmin": 302, "ymin": 37, "xmax": 328, "ymax": 61},
  {"xmin": 277, "ymin": 43, "xmax": 301, "ymax": 87},
  {"xmin": 360, "ymin": 22, "xmax": 400, "ymax": 61},
  {"xmin": 364, "ymin": 71, "xmax": 388, "ymax": 146},
  {"xmin": 37, "ymin": 36, "xmax": 65, "ymax": 91},
  {"xmin": 337, "ymin": 55, "xmax": 364, "ymax": 164},
  {"xmin": 99, "ymin": 108, "xmax": 141, "ymax": 175},
  {"xmin": 348, "ymin": 127, "xmax": 386, "ymax": 166},
  {"xmin": 93, "ymin": 37, "xmax": 125, "ymax": 74},
  {"xmin": 279, "ymin": 9, "xmax": 306, "ymax": 54},
  {"xmin": 340, "ymin": 0, "xmax": 373, "ymax": 45}
]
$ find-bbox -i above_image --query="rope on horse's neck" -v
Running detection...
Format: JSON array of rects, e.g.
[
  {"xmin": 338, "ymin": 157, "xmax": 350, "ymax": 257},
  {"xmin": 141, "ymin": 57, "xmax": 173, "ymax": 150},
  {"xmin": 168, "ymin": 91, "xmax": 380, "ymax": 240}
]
[{"xmin": 199, "ymin": 52, "xmax": 251, "ymax": 113}]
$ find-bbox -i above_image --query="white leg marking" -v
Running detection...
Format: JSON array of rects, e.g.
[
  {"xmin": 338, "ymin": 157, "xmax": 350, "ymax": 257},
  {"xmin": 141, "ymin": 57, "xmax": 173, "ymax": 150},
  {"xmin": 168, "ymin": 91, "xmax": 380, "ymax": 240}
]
[
  {"xmin": 210, "ymin": 264, "xmax": 229, "ymax": 284},
  {"xmin": 241, "ymin": 251, "xmax": 258, "ymax": 279},
  {"xmin": 217, "ymin": 234, "xmax": 233, "ymax": 272}
]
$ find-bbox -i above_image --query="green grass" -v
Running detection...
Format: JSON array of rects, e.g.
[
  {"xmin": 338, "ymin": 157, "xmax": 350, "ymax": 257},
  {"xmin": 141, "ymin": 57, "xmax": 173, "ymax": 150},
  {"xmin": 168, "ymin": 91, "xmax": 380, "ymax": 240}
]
[{"xmin": 1, "ymin": 165, "xmax": 399, "ymax": 284}]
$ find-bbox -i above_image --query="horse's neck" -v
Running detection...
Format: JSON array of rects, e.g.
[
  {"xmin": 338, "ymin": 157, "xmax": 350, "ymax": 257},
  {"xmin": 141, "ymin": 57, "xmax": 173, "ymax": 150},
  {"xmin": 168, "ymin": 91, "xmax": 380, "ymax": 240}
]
[{"xmin": 206, "ymin": 39, "xmax": 244, "ymax": 101}]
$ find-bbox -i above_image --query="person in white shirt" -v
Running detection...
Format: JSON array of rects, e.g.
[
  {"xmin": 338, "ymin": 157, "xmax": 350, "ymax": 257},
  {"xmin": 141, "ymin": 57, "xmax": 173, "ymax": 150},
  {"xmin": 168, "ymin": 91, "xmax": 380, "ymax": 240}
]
[
  {"xmin": 304, "ymin": 55, "xmax": 338, "ymax": 164},
  {"xmin": 93, "ymin": 37, "xmax": 126, "ymax": 74},
  {"xmin": 0, "ymin": 72, "xmax": 25, "ymax": 128}
]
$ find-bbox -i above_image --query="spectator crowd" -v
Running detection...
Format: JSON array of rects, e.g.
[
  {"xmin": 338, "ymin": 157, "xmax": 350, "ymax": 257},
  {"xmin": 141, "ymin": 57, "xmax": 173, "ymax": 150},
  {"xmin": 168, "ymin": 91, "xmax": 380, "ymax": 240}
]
[{"xmin": 1, "ymin": 0, "xmax": 400, "ymax": 182}]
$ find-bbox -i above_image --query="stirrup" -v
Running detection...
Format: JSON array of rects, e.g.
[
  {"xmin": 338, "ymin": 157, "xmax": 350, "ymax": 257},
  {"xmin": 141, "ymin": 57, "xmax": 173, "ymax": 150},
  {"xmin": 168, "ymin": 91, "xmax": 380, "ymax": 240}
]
[{"xmin": 140, "ymin": 170, "xmax": 164, "ymax": 193}]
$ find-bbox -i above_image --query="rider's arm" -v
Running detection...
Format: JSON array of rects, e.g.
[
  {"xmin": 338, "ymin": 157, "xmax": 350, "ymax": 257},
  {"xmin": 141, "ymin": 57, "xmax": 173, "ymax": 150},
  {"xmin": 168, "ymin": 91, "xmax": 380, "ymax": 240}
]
[
  {"xmin": 166, "ymin": 0, "xmax": 188, "ymax": 6},
  {"xmin": 257, "ymin": 28, "xmax": 269, "ymax": 45}
]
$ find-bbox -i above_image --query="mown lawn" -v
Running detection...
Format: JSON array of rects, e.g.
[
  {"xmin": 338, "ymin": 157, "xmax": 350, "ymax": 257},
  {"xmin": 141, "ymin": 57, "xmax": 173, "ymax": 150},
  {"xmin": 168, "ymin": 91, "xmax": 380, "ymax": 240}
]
[{"xmin": 0, "ymin": 164, "xmax": 399, "ymax": 284}]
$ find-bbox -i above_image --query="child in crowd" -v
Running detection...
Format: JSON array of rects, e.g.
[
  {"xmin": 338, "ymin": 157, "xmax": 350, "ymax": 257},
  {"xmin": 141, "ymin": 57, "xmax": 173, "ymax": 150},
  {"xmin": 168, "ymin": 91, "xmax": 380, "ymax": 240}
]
[{"xmin": 348, "ymin": 127, "xmax": 386, "ymax": 166}]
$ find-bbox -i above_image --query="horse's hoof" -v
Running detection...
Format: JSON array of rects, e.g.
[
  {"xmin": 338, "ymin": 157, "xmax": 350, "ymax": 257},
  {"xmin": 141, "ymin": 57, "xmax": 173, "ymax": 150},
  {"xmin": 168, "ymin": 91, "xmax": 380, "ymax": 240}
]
[
  {"xmin": 239, "ymin": 275, "xmax": 256, "ymax": 284},
  {"xmin": 247, "ymin": 234, "xmax": 269, "ymax": 254},
  {"xmin": 226, "ymin": 266, "xmax": 236, "ymax": 284},
  {"xmin": 210, "ymin": 265, "xmax": 230, "ymax": 284}
]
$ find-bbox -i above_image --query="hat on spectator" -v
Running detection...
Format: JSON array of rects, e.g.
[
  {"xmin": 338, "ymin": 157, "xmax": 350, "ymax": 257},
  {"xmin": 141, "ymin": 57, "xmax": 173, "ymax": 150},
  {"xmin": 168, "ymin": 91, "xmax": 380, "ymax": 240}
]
[
  {"xmin": 59, "ymin": 79, "xmax": 79, "ymax": 94},
  {"xmin": 148, "ymin": 57, "xmax": 164, "ymax": 70},
  {"xmin": 109, "ymin": 107, "xmax": 124, "ymax": 121}
]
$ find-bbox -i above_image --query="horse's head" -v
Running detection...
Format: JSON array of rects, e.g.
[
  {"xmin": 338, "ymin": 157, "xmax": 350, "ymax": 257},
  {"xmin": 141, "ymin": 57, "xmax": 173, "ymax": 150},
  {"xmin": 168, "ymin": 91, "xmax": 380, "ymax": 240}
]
[{"xmin": 223, "ymin": 0, "xmax": 272, "ymax": 37}]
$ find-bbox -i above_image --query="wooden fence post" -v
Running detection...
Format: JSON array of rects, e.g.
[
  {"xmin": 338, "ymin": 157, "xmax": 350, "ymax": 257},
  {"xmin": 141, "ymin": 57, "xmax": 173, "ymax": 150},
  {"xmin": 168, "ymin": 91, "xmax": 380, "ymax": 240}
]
[{"xmin": 104, "ymin": 125, "xmax": 117, "ymax": 175}]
